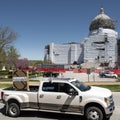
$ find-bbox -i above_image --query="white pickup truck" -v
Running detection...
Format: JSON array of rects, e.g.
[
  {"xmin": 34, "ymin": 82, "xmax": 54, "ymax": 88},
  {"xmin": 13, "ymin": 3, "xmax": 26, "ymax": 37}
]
[{"xmin": 0, "ymin": 78, "xmax": 115, "ymax": 120}]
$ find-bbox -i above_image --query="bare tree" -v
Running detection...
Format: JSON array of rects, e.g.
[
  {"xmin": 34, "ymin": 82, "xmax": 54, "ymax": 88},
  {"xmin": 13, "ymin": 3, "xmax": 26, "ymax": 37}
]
[
  {"xmin": 0, "ymin": 26, "xmax": 17, "ymax": 49},
  {"xmin": 0, "ymin": 26, "xmax": 17, "ymax": 69}
]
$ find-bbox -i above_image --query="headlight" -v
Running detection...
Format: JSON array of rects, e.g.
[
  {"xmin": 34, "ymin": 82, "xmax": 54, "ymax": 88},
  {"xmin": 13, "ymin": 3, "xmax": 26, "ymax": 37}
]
[
  {"xmin": 104, "ymin": 98, "xmax": 110, "ymax": 106},
  {"xmin": 104, "ymin": 96, "xmax": 113, "ymax": 107}
]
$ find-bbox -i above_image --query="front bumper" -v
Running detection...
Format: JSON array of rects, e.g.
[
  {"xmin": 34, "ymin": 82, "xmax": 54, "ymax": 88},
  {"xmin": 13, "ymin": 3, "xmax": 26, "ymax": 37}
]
[{"xmin": 105, "ymin": 102, "xmax": 115, "ymax": 118}]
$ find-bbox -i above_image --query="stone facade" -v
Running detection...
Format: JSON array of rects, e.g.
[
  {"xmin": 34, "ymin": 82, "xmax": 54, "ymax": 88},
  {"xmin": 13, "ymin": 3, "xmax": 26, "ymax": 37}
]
[
  {"xmin": 84, "ymin": 28, "xmax": 118, "ymax": 63},
  {"xmin": 44, "ymin": 43, "xmax": 84, "ymax": 64}
]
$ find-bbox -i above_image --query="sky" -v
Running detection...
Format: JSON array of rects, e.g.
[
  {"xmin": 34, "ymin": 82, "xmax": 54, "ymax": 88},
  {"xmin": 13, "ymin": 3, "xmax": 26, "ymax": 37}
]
[{"xmin": 0, "ymin": 0, "xmax": 120, "ymax": 60}]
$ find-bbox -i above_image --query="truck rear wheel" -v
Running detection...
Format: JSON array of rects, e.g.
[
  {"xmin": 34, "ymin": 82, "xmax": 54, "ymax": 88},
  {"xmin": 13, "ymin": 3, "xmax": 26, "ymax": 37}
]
[
  {"xmin": 7, "ymin": 103, "xmax": 20, "ymax": 117},
  {"xmin": 85, "ymin": 106, "xmax": 103, "ymax": 120}
]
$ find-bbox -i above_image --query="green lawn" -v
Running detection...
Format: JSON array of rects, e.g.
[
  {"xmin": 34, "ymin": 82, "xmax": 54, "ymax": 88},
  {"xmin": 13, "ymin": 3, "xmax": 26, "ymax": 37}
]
[
  {"xmin": 94, "ymin": 85, "xmax": 120, "ymax": 92},
  {"xmin": 0, "ymin": 78, "xmax": 12, "ymax": 82},
  {"xmin": 0, "ymin": 84, "xmax": 12, "ymax": 88}
]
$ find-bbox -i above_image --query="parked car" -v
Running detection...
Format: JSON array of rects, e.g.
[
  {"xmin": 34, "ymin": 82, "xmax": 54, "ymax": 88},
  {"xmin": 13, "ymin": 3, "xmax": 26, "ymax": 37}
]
[{"xmin": 99, "ymin": 71, "xmax": 117, "ymax": 78}]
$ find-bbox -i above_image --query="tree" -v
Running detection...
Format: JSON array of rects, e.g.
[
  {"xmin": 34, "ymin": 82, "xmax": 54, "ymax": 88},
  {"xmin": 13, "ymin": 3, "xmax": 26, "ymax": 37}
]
[
  {"xmin": 7, "ymin": 46, "xmax": 20, "ymax": 58},
  {"xmin": 16, "ymin": 58, "xmax": 29, "ymax": 69},
  {"xmin": 0, "ymin": 26, "xmax": 17, "ymax": 68},
  {"xmin": 0, "ymin": 26, "xmax": 17, "ymax": 49},
  {"xmin": 7, "ymin": 58, "xmax": 29, "ymax": 70},
  {"xmin": 0, "ymin": 48, "xmax": 6, "ymax": 69}
]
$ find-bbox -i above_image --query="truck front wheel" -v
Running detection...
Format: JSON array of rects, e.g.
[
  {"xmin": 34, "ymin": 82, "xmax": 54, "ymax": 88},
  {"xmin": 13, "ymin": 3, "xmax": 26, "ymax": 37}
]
[
  {"xmin": 7, "ymin": 103, "xmax": 20, "ymax": 117},
  {"xmin": 85, "ymin": 106, "xmax": 103, "ymax": 120}
]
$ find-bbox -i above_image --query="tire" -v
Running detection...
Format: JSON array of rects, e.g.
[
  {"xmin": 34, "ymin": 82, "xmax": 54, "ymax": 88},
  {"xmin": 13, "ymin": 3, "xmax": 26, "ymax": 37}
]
[
  {"xmin": 85, "ymin": 106, "xmax": 103, "ymax": 120},
  {"xmin": 113, "ymin": 76, "xmax": 116, "ymax": 79},
  {"xmin": 7, "ymin": 103, "xmax": 20, "ymax": 117}
]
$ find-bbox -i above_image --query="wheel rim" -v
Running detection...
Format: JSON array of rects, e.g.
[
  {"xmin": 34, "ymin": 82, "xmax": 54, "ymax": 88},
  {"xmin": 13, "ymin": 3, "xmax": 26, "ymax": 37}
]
[
  {"xmin": 88, "ymin": 110, "xmax": 100, "ymax": 120},
  {"xmin": 9, "ymin": 105, "xmax": 17, "ymax": 116}
]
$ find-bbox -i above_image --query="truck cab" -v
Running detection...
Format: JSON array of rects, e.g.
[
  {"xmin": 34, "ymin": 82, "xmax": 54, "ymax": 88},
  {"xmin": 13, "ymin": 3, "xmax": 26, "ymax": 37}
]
[{"xmin": 38, "ymin": 78, "xmax": 114, "ymax": 120}]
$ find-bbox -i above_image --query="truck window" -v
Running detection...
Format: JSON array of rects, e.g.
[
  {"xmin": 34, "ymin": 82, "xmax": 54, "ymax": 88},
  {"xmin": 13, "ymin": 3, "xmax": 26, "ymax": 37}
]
[
  {"xmin": 29, "ymin": 85, "xmax": 39, "ymax": 92},
  {"xmin": 42, "ymin": 82, "xmax": 65, "ymax": 92},
  {"xmin": 42, "ymin": 82, "xmax": 58, "ymax": 92},
  {"xmin": 42, "ymin": 82, "xmax": 78, "ymax": 95},
  {"xmin": 62, "ymin": 83, "xmax": 78, "ymax": 95},
  {"xmin": 71, "ymin": 80, "xmax": 91, "ymax": 91}
]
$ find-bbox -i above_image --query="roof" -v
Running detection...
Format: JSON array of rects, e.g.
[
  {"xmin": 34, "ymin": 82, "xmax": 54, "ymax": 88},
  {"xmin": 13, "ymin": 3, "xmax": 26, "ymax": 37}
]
[
  {"xmin": 89, "ymin": 8, "xmax": 115, "ymax": 31},
  {"xmin": 43, "ymin": 78, "xmax": 76, "ymax": 83}
]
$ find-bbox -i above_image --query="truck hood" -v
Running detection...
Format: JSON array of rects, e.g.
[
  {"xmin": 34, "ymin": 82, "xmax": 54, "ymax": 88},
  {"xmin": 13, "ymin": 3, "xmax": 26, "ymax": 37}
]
[{"xmin": 85, "ymin": 86, "xmax": 112, "ymax": 98}]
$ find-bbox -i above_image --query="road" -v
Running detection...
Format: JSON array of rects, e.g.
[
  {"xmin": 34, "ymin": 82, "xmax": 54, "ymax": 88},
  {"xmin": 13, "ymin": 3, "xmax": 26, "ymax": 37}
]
[
  {"xmin": 110, "ymin": 92, "xmax": 120, "ymax": 120},
  {"xmin": 0, "ymin": 92, "xmax": 119, "ymax": 120}
]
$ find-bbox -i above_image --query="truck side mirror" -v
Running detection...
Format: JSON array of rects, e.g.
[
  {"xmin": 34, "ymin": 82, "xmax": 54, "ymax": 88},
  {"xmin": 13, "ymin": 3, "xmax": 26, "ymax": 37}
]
[{"xmin": 68, "ymin": 88, "xmax": 78, "ymax": 96}]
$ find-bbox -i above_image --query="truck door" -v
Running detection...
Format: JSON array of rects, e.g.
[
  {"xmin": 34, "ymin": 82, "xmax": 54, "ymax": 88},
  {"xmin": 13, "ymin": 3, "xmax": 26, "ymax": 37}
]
[
  {"xmin": 39, "ymin": 82, "xmax": 62, "ymax": 111},
  {"xmin": 39, "ymin": 82, "xmax": 82, "ymax": 113},
  {"xmin": 58, "ymin": 83, "xmax": 82, "ymax": 113}
]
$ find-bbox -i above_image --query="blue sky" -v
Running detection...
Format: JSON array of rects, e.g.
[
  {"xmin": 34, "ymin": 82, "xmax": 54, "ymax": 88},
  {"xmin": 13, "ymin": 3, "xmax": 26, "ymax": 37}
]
[{"xmin": 0, "ymin": 0, "xmax": 120, "ymax": 60}]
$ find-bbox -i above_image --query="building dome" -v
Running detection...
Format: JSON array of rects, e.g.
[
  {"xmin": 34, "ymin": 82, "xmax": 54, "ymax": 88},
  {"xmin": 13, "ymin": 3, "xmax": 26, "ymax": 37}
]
[{"xmin": 89, "ymin": 8, "xmax": 115, "ymax": 31}]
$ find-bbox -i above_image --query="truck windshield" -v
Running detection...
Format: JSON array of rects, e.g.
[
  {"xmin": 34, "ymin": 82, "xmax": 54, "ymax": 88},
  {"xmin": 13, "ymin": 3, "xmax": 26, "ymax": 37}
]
[{"xmin": 71, "ymin": 80, "xmax": 91, "ymax": 92}]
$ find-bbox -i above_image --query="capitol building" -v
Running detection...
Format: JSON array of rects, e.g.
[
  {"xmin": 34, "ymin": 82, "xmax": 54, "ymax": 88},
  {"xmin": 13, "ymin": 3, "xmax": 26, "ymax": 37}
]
[{"xmin": 44, "ymin": 8, "xmax": 118, "ymax": 67}]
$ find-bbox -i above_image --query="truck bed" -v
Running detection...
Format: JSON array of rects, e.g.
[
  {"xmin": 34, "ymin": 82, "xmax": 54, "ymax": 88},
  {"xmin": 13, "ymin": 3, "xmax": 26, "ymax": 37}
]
[{"xmin": 0, "ymin": 85, "xmax": 39, "ymax": 100}]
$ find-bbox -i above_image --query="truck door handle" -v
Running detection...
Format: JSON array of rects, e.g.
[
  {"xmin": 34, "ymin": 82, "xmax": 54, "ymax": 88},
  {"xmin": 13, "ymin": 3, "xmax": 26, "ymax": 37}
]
[
  {"xmin": 56, "ymin": 95, "xmax": 61, "ymax": 99},
  {"xmin": 40, "ymin": 94, "xmax": 44, "ymax": 98}
]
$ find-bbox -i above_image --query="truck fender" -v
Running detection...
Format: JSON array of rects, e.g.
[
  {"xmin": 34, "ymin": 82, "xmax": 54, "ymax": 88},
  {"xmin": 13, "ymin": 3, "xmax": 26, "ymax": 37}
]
[
  {"xmin": 6, "ymin": 93, "xmax": 29, "ymax": 104},
  {"xmin": 83, "ymin": 98, "xmax": 107, "ymax": 111}
]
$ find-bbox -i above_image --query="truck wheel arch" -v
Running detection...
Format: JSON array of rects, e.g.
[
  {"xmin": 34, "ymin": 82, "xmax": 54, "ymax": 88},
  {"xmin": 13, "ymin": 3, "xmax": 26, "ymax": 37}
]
[
  {"xmin": 7, "ymin": 99, "xmax": 20, "ymax": 106},
  {"xmin": 6, "ymin": 99, "xmax": 20, "ymax": 117},
  {"xmin": 84, "ymin": 102, "xmax": 106, "ymax": 120}
]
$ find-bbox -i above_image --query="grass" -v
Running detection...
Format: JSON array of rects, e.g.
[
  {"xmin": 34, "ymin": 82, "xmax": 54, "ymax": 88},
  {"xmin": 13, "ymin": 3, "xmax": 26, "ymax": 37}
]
[
  {"xmin": 94, "ymin": 85, "xmax": 120, "ymax": 92},
  {"xmin": 0, "ymin": 84, "xmax": 12, "ymax": 88},
  {"xmin": 0, "ymin": 78, "xmax": 12, "ymax": 82},
  {"xmin": 0, "ymin": 78, "xmax": 39, "ymax": 88}
]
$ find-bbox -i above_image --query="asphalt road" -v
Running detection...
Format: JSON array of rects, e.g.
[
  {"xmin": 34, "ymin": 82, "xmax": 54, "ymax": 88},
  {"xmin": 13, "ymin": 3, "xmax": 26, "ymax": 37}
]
[{"xmin": 0, "ymin": 92, "xmax": 119, "ymax": 120}]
